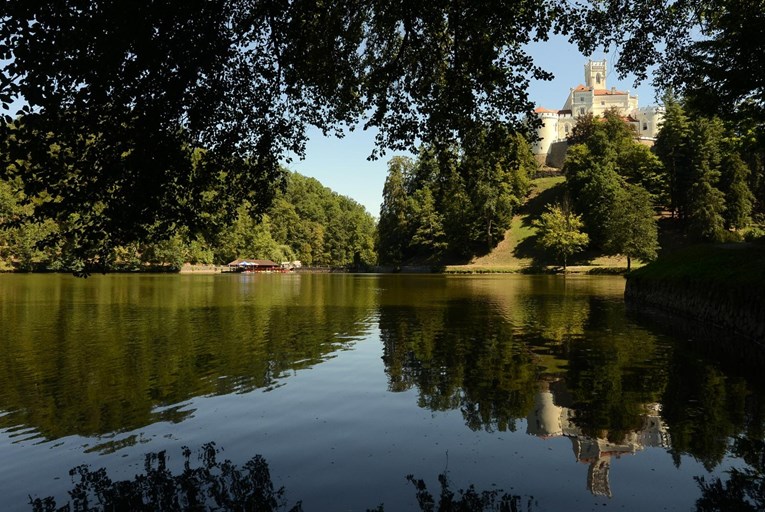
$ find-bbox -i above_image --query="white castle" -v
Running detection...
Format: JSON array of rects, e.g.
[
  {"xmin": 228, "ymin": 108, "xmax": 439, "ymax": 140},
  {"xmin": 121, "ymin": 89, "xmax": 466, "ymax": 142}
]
[{"xmin": 533, "ymin": 59, "xmax": 664, "ymax": 166}]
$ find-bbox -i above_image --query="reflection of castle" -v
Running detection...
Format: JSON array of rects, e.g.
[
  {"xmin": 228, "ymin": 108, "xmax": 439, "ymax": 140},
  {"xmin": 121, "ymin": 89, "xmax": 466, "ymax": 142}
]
[{"xmin": 526, "ymin": 385, "xmax": 670, "ymax": 497}]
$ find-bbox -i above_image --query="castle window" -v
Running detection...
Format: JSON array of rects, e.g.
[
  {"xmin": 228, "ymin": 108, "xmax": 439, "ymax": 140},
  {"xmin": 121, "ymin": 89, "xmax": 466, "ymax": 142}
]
[
  {"xmin": 579, "ymin": 107, "xmax": 585, "ymax": 115},
  {"xmin": 601, "ymin": 101, "xmax": 605, "ymax": 106},
  {"xmin": 643, "ymin": 123, "xmax": 648, "ymax": 131}
]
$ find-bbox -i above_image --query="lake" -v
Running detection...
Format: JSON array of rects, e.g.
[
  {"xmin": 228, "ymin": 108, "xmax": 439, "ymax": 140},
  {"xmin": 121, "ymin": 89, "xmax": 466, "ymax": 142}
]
[{"xmin": 0, "ymin": 273, "xmax": 763, "ymax": 511}]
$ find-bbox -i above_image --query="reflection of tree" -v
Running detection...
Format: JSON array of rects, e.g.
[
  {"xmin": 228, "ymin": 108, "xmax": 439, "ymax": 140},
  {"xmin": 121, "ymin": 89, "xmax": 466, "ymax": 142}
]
[
  {"xmin": 379, "ymin": 279, "xmax": 671, "ymax": 437},
  {"xmin": 0, "ymin": 275, "xmax": 376, "ymax": 441},
  {"xmin": 658, "ymin": 340, "xmax": 764, "ymax": 472},
  {"xmin": 30, "ymin": 445, "xmax": 532, "ymax": 512},
  {"xmin": 626, "ymin": 306, "xmax": 765, "ymax": 506},
  {"xmin": 694, "ymin": 438, "xmax": 765, "ymax": 512},
  {"xmin": 30, "ymin": 443, "xmax": 303, "ymax": 512},
  {"xmin": 663, "ymin": 365, "xmax": 741, "ymax": 470},
  {"xmin": 560, "ymin": 298, "xmax": 668, "ymax": 441},
  {"xmin": 380, "ymin": 297, "xmax": 539, "ymax": 432},
  {"xmin": 399, "ymin": 472, "xmax": 535, "ymax": 512},
  {"xmin": 624, "ymin": 302, "xmax": 765, "ymax": 471},
  {"xmin": 484, "ymin": 276, "xmax": 594, "ymax": 350},
  {"xmin": 695, "ymin": 467, "xmax": 765, "ymax": 512}
]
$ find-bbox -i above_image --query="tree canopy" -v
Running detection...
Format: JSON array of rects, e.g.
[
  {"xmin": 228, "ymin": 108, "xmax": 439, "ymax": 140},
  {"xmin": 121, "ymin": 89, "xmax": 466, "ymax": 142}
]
[
  {"xmin": 376, "ymin": 127, "xmax": 535, "ymax": 266},
  {"xmin": 534, "ymin": 201, "xmax": 589, "ymax": 272},
  {"xmin": 0, "ymin": 169, "xmax": 377, "ymax": 272},
  {"xmin": 655, "ymin": 95, "xmax": 757, "ymax": 240},
  {"xmin": 563, "ymin": 109, "xmax": 660, "ymax": 265},
  {"xmin": 1, "ymin": 1, "xmax": 760, "ymax": 265}
]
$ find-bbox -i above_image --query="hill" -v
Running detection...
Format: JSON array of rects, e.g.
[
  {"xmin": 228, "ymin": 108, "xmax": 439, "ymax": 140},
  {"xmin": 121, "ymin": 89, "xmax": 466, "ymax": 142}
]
[{"xmin": 446, "ymin": 175, "xmax": 633, "ymax": 273}]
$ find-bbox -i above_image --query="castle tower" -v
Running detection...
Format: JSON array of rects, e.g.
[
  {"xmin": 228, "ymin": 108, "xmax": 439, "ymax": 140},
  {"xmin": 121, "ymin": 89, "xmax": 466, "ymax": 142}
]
[
  {"xmin": 532, "ymin": 109, "xmax": 559, "ymax": 165},
  {"xmin": 585, "ymin": 59, "xmax": 607, "ymax": 89}
]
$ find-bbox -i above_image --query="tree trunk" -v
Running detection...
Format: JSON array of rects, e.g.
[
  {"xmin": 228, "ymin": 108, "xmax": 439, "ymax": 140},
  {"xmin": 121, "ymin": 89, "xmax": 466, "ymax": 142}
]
[{"xmin": 627, "ymin": 255, "xmax": 632, "ymax": 272}]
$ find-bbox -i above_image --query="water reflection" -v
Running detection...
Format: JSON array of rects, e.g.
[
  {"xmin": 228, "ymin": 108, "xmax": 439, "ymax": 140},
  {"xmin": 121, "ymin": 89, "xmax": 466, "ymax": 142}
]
[
  {"xmin": 694, "ymin": 438, "xmax": 765, "ymax": 511},
  {"xmin": 30, "ymin": 444, "xmax": 533, "ymax": 512},
  {"xmin": 526, "ymin": 382, "xmax": 669, "ymax": 497},
  {"xmin": 375, "ymin": 275, "xmax": 765, "ymax": 500},
  {"xmin": 29, "ymin": 444, "xmax": 304, "ymax": 512},
  {"xmin": 0, "ymin": 274, "xmax": 376, "ymax": 440},
  {"xmin": 377, "ymin": 276, "xmax": 667, "ymax": 431},
  {"xmin": 628, "ymin": 308, "xmax": 765, "ymax": 472},
  {"xmin": 379, "ymin": 296, "xmax": 537, "ymax": 433},
  {"xmin": 2, "ymin": 274, "xmax": 765, "ymax": 509}
]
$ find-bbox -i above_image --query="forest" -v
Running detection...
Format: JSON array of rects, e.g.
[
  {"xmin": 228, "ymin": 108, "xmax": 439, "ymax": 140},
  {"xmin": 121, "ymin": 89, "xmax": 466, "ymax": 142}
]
[
  {"xmin": 547, "ymin": 97, "xmax": 764, "ymax": 270},
  {"xmin": 376, "ymin": 126, "xmax": 536, "ymax": 266},
  {"xmin": 0, "ymin": 167, "xmax": 376, "ymax": 272},
  {"xmin": 3, "ymin": 94, "xmax": 764, "ymax": 273},
  {"xmin": 376, "ymin": 97, "xmax": 764, "ymax": 269}
]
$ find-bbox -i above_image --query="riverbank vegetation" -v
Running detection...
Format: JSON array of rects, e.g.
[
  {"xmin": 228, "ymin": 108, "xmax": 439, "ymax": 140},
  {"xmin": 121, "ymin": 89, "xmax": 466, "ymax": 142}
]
[
  {"xmin": 0, "ymin": 170, "xmax": 376, "ymax": 272},
  {"xmin": 380, "ymin": 94, "xmax": 764, "ymax": 273},
  {"xmin": 456, "ymin": 97, "xmax": 765, "ymax": 273},
  {"xmin": 6, "ymin": 1, "xmax": 760, "ymax": 273},
  {"xmin": 628, "ymin": 243, "xmax": 765, "ymax": 288},
  {"xmin": 625, "ymin": 243, "xmax": 765, "ymax": 341},
  {"xmin": 4, "ymin": 101, "xmax": 763, "ymax": 275}
]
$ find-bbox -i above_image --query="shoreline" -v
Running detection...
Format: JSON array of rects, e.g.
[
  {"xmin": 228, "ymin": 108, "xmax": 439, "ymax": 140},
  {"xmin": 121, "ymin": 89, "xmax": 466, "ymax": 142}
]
[
  {"xmin": 625, "ymin": 243, "xmax": 765, "ymax": 344},
  {"xmin": 1, "ymin": 263, "xmax": 632, "ymax": 276}
]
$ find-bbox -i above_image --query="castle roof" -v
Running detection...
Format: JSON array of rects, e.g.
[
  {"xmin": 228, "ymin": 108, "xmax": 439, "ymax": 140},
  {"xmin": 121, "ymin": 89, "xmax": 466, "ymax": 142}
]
[
  {"xmin": 572, "ymin": 84, "xmax": 630, "ymax": 96},
  {"xmin": 594, "ymin": 88, "xmax": 628, "ymax": 96},
  {"xmin": 535, "ymin": 107, "xmax": 575, "ymax": 117}
]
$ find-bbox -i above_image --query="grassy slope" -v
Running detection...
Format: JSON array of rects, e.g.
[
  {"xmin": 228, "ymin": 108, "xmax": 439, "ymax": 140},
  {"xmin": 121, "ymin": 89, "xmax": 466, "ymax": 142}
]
[
  {"xmin": 625, "ymin": 242, "xmax": 765, "ymax": 342},
  {"xmin": 447, "ymin": 175, "xmax": 632, "ymax": 273},
  {"xmin": 628, "ymin": 242, "xmax": 765, "ymax": 288}
]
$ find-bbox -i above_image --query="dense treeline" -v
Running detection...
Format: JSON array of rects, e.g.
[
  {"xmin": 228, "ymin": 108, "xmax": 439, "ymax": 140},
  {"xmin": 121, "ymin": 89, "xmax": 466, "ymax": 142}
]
[
  {"xmin": 0, "ymin": 170, "xmax": 376, "ymax": 272},
  {"xmin": 377, "ymin": 126, "xmax": 536, "ymax": 266},
  {"xmin": 215, "ymin": 172, "xmax": 376, "ymax": 267},
  {"xmin": 654, "ymin": 96, "xmax": 762, "ymax": 239},
  {"xmin": 2, "ymin": 1, "xmax": 762, "ymax": 270}
]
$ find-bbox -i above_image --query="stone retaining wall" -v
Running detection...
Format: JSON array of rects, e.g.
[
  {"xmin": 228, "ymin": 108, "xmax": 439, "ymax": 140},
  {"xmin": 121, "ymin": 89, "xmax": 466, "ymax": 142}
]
[{"xmin": 624, "ymin": 276, "xmax": 765, "ymax": 344}]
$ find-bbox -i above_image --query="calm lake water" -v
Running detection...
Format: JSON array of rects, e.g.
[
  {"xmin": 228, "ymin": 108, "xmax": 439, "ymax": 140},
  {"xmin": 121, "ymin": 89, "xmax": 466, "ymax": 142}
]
[{"xmin": 1, "ymin": 273, "xmax": 763, "ymax": 511}]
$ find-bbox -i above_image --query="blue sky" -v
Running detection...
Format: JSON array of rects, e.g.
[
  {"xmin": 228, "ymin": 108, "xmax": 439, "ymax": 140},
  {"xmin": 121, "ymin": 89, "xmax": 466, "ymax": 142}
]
[{"xmin": 289, "ymin": 34, "xmax": 661, "ymax": 217}]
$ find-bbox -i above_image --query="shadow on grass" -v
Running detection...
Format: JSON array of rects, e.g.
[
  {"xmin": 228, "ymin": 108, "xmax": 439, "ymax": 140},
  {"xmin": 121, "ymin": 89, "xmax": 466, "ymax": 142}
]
[
  {"xmin": 513, "ymin": 182, "xmax": 567, "ymax": 268},
  {"xmin": 513, "ymin": 181, "xmax": 621, "ymax": 271}
]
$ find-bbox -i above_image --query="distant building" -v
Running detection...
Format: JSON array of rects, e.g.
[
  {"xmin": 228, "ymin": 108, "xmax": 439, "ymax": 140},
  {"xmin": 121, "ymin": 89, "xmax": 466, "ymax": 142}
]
[
  {"xmin": 227, "ymin": 259, "xmax": 281, "ymax": 272},
  {"xmin": 533, "ymin": 59, "xmax": 664, "ymax": 166}
]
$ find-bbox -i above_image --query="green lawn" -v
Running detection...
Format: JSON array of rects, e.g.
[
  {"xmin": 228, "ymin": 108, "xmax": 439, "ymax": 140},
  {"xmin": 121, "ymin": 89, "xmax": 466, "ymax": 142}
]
[
  {"xmin": 465, "ymin": 176, "xmax": 565, "ymax": 269},
  {"xmin": 628, "ymin": 242, "xmax": 765, "ymax": 287}
]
